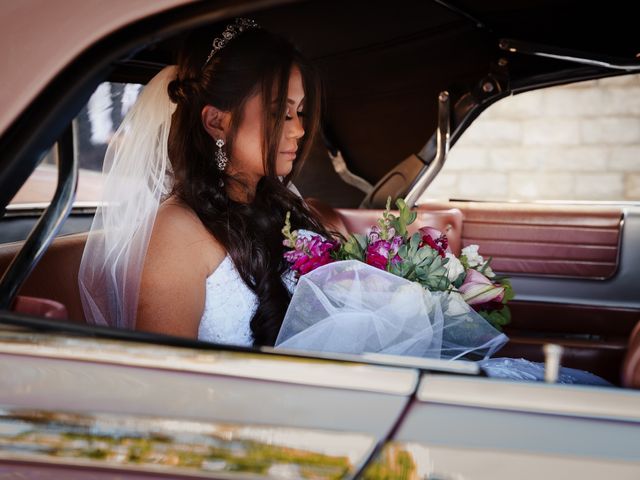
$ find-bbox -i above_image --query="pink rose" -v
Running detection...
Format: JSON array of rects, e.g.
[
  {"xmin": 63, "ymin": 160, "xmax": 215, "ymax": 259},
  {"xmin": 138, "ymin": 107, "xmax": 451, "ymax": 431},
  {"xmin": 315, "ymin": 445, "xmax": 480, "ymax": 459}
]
[
  {"xmin": 418, "ymin": 227, "xmax": 449, "ymax": 258},
  {"xmin": 459, "ymin": 269, "xmax": 505, "ymax": 306}
]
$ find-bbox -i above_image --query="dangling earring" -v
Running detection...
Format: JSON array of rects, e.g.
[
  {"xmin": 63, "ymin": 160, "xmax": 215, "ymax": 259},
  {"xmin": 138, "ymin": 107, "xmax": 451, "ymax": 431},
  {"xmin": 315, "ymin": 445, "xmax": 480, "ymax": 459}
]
[{"xmin": 215, "ymin": 138, "xmax": 228, "ymax": 171}]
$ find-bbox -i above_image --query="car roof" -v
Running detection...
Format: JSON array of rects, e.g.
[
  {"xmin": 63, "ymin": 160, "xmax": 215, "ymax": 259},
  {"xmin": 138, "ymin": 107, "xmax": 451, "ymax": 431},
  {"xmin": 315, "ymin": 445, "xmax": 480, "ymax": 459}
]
[
  {"xmin": 0, "ymin": 0, "xmax": 193, "ymax": 138},
  {"xmin": 1, "ymin": 0, "xmax": 638, "ymax": 186}
]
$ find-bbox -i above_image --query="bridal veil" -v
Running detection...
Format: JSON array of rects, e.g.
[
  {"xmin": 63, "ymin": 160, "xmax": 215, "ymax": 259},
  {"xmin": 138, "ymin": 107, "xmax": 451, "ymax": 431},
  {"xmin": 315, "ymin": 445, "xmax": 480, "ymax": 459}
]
[{"xmin": 78, "ymin": 66, "xmax": 177, "ymax": 329}]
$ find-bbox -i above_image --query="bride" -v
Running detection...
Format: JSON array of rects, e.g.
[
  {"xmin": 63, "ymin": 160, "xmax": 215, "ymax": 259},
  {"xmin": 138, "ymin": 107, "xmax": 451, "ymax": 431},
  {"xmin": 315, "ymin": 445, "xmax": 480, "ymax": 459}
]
[
  {"xmin": 78, "ymin": 19, "xmax": 609, "ymax": 386},
  {"xmin": 79, "ymin": 19, "xmax": 330, "ymax": 346}
]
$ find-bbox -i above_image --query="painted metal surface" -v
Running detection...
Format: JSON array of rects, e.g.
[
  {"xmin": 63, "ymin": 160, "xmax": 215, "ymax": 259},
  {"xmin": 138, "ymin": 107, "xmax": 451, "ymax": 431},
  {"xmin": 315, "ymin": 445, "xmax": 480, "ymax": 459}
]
[
  {"xmin": 0, "ymin": 0, "xmax": 194, "ymax": 136},
  {"xmin": 361, "ymin": 374, "xmax": 640, "ymax": 479},
  {"xmin": 417, "ymin": 374, "xmax": 640, "ymax": 422},
  {"xmin": 362, "ymin": 441, "xmax": 640, "ymax": 480},
  {"xmin": 0, "ymin": 330, "xmax": 418, "ymax": 395}
]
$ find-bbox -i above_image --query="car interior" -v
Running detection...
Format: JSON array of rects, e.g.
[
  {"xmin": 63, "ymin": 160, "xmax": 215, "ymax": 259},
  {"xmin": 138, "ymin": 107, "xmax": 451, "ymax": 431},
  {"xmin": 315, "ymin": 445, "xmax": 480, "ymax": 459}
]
[{"xmin": 1, "ymin": 0, "xmax": 639, "ymax": 388}]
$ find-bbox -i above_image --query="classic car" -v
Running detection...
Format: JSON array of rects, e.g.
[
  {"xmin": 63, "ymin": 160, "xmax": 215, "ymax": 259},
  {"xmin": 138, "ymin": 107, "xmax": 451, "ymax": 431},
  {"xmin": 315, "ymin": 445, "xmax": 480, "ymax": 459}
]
[{"xmin": 0, "ymin": 0, "xmax": 639, "ymax": 478}]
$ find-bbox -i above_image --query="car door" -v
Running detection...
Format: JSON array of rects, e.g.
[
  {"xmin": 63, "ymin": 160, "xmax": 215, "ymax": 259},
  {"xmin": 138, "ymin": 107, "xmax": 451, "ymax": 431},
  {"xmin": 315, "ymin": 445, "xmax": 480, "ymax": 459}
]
[
  {"xmin": 363, "ymin": 373, "xmax": 640, "ymax": 479},
  {"xmin": 0, "ymin": 325, "xmax": 429, "ymax": 478}
]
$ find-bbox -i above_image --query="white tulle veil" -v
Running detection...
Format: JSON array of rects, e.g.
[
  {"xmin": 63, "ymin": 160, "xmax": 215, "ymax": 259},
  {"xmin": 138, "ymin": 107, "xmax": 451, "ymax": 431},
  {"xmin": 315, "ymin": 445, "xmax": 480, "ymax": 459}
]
[
  {"xmin": 78, "ymin": 66, "xmax": 177, "ymax": 329},
  {"xmin": 276, "ymin": 260, "xmax": 508, "ymax": 360}
]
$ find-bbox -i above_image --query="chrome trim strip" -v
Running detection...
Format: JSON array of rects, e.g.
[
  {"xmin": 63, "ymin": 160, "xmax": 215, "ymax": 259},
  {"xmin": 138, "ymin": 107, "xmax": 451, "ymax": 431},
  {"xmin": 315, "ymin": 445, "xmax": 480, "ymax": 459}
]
[
  {"xmin": 405, "ymin": 91, "xmax": 450, "ymax": 208},
  {"xmin": 6, "ymin": 201, "xmax": 100, "ymax": 211},
  {"xmin": 0, "ymin": 406, "xmax": 375, "ymax": 478},
  {"xmin": 0, "ymin": 331, "xmax": 418, "ymax": 395},
  {"xmin": 500, "ymin": 38, "xmax": 640, "ymax": 71},
  {"xmin": 417, "ymin": 374, "xmax": 640, "ymax": 422}
]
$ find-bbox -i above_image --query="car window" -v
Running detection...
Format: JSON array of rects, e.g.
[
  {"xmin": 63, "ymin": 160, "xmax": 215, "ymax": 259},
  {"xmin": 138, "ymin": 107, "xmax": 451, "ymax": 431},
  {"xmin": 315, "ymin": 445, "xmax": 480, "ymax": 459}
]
[
  {"xmin": 420, "ymin": 73, "xmax": 640, "ymax": 203},
  {"xmin": 9, "ymin": 82, "xmax": 142, "ymax": 205}
]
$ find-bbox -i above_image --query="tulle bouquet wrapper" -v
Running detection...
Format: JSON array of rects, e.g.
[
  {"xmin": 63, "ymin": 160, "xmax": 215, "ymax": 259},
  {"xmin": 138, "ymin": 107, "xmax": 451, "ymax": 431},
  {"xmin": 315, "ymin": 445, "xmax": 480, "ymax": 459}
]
[
  {"xmin": 276, "ymin": 198, "xmax": 512, "ymax": 360},
  {"xmin": 276, "ymin": 260, "xmax": 508, "ymax": 360}
]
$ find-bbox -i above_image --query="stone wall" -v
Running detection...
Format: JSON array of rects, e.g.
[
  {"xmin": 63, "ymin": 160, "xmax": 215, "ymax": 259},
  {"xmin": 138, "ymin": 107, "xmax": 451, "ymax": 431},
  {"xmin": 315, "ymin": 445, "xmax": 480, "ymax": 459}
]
[{"xmin": 420, "ymin": 74, "xmax": 640, "ymax": 202}]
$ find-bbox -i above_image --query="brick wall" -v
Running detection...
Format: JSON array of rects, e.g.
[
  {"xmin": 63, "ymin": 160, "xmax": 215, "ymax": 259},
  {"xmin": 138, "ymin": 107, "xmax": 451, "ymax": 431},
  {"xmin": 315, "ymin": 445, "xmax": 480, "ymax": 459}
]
[{"xmin": 420, "ymin": 74, "xmax": 640, "ymax": 202}]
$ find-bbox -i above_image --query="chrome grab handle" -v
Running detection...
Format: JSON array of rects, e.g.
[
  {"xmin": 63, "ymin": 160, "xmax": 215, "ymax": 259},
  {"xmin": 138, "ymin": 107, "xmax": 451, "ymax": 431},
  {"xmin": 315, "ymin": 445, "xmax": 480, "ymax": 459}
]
[{"xmin": 404, "ymin": 91, "xmax": 450, "ymax": 209}]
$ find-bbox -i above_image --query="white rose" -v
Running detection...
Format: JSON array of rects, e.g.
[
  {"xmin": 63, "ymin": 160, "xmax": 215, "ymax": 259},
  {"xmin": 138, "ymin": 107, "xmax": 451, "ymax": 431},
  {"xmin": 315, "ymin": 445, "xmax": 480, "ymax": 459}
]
[
  {"xmin": 385, "ymin": 282, "xmax": 426, "ymax": 319},
  {"xmin": 445, "ymin": 252, "xmax": 465, "ymax": 282},
  {"xmin": 461, "ymin": 244, "xmax": 484, "ymax": 268}
]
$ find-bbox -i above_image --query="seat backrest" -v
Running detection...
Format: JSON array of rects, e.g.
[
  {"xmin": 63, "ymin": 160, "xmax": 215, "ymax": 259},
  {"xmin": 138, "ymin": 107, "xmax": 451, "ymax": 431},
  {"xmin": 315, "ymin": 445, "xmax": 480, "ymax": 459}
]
[
  {"xmin": 0, "ymin": 201, "xmax": 464, "ymax": 325},
  {"xmin": 305, "ymin": 198, "xmax": 464, "ymax": 254},
  {"xmin": 622, "ymin": 321, "xmax": 640, "ymax": 388},
  {"xmin": 0, "ymin": 232, "xmax": 89, "ymax": 323}
]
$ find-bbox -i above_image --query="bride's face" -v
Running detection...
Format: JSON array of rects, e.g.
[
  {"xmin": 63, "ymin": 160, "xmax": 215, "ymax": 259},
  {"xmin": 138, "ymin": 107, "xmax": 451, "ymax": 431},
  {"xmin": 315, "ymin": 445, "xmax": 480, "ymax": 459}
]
[{"xmin": 229, "ymin": 65, "xmax": 306, "ymax": 181}]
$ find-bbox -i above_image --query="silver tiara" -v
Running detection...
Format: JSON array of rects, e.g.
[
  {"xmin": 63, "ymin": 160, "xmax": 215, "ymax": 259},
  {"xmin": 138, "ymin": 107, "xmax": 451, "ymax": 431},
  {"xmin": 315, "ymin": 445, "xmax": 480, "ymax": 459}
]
[{"xmin": 203, "ymin": 18, "xmax": 259, "ymax": 68}]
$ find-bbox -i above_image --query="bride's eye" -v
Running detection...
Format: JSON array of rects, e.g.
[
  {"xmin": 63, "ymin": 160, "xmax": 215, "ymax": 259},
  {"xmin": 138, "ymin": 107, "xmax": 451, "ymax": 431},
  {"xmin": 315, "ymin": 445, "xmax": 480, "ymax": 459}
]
[{"xmin": 285, "ymin": 111, "xmax": 305, "ymax": 121}]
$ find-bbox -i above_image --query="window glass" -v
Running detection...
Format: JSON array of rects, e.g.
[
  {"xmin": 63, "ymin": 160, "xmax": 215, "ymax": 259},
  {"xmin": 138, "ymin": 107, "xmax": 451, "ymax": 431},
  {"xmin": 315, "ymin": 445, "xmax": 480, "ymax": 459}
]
[
  {"xmin": 420, "ymin": 73, "xmax": 640, "ymax": 202},
  {"xmin": 9, "ymin": 82, "xmax": 142, "ymax": 205}
]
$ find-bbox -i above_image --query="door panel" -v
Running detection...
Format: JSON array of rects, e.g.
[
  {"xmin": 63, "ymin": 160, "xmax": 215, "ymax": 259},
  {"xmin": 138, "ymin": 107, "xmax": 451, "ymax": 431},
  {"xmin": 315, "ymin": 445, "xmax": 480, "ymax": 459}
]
[{"xmin": 422, "ymin": 201, "xmax": 623, "ymax": 279}]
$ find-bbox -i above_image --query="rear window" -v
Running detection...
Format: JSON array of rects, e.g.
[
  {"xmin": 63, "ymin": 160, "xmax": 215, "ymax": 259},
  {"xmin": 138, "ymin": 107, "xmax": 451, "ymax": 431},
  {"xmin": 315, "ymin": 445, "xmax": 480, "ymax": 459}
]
[
  {"xmin": 420, "ymin": 73, "xmax": 640, "ymax": 203},
  {"xmin": 10, "ymin": 82, "xmax": 142, "ymax": 205}
]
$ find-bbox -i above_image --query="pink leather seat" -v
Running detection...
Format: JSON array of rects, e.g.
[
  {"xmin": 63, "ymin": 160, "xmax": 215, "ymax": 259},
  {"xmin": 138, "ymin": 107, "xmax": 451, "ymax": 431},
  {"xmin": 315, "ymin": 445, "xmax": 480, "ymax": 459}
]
[{"xmin": 12, "ymin": 295, "xmax": 68, "ymax": 320}]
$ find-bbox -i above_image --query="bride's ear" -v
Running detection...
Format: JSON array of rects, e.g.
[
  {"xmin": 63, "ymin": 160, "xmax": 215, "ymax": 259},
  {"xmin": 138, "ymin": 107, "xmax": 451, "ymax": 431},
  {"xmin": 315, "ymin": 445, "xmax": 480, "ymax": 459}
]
[{"xmin": 201, "ymin": 105, "xmax": 231, "ymax": 141}]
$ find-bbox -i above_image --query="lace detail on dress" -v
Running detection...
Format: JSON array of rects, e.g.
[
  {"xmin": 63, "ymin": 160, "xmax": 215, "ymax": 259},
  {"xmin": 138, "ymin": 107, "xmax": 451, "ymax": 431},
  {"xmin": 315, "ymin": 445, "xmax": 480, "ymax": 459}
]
[{"xmin": 198, "ymin": 256, "xmax": 257, "ymax": 346}]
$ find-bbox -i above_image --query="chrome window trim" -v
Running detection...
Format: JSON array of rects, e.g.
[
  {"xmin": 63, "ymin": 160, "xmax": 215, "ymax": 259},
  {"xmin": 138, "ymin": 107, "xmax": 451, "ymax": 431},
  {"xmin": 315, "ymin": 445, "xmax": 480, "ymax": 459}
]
[{"xmin": 417, "ymin": 374, "xmax": 640, "ymax": 422}]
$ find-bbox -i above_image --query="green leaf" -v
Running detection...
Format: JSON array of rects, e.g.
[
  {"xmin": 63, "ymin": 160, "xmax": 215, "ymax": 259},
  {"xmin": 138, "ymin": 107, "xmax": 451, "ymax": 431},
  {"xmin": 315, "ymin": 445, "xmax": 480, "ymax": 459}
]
[
  {"xmin": 281, "ymin": 211, "xmax": 297, "ymax": 246},
  {"xmin": 340, "ymin": 234, "xmax": 366, "ymax": 261},
  {"xmin": 478, "ymin": 306, "xmax": 512, "ymax": 331}
]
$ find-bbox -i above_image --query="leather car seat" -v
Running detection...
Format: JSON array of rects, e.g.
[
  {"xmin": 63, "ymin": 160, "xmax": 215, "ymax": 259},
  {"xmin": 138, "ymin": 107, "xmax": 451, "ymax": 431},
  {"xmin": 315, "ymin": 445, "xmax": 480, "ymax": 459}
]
[
  {"xmin": 0, "ymin": 232, "xmax": 88, "ymax": 323},
  {"xmin": 622, "ymin": 321, "xmax": 640, "ymax": 388},
  {"xmin": 306, "ymin": 197, "xmax": 464, "ymax": 254}
]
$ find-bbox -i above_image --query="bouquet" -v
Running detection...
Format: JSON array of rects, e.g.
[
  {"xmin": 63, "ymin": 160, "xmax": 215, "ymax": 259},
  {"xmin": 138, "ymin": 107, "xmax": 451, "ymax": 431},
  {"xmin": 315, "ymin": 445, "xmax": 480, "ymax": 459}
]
[{"xmin": 282, "ymin": 198, "xmax": 513, "ymax": 331}]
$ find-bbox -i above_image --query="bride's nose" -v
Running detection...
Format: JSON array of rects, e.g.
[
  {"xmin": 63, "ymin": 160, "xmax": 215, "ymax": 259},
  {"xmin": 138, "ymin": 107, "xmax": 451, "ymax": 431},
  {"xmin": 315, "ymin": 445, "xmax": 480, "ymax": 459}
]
[{"xmin": 287, "ymin": 116, "xmax": 305, "ymax": 139}]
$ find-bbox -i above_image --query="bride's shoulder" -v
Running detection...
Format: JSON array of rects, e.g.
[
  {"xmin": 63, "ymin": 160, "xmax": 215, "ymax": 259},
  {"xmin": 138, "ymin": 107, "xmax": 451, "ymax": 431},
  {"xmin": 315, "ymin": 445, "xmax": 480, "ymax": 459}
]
[{"xmin": 149, "ymin": 196, "xmax": 225, "ymax": 272}]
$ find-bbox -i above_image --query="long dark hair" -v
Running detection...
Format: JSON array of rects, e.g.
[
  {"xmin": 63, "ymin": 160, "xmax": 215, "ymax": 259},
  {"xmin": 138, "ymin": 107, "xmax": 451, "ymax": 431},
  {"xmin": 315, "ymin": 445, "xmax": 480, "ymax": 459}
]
[{"xmin": 166, "ymin": 25, "xmax": 328, "ymax": 346}]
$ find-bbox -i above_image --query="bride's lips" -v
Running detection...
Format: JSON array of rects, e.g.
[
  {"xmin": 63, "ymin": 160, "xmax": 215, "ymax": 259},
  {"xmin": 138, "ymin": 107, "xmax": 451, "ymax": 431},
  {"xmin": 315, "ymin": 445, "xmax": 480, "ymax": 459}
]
[{"xmin": 280, "ymin": 150, "xmax": 297, "ymax": 159}]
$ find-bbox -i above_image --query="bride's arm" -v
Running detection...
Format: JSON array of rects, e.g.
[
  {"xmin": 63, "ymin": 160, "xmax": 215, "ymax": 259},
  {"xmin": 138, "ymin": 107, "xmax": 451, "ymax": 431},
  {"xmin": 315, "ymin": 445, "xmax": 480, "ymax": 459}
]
[{"xmin": 135, "ymin": 202, "xmax": 223, "ymax": 338}]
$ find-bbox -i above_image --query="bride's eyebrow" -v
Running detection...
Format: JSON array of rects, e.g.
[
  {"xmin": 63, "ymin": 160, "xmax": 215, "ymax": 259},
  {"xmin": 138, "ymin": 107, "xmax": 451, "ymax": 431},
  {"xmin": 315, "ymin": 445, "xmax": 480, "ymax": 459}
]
[{"xmin": 271, "ymin": 98, "xmax": 305, "ymax": 106}]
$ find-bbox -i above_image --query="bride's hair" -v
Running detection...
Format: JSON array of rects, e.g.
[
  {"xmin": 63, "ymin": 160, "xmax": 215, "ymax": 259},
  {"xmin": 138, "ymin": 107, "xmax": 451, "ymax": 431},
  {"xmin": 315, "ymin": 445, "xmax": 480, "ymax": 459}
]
[{"xmin": 166, "ymin": 26, "xmax": 328, "ymax": 346}]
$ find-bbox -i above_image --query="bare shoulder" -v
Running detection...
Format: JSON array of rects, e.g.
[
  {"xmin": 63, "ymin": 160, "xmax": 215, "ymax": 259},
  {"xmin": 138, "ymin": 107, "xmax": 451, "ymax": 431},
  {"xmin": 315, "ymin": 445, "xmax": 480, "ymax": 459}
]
[
  {"xmin": 136, "ymin": 197, "xmax": 225, "ymax": 338},
  {"xmin": 152, "ymin": 197, "xmax": 225, "ymax": 267}
]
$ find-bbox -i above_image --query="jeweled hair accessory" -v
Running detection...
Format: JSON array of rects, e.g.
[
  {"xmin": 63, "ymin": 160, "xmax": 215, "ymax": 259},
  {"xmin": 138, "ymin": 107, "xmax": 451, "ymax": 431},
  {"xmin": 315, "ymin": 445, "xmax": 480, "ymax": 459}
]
[{"xmin": 203, "ymin": 18, "xmax": 259, "ymax": 68}]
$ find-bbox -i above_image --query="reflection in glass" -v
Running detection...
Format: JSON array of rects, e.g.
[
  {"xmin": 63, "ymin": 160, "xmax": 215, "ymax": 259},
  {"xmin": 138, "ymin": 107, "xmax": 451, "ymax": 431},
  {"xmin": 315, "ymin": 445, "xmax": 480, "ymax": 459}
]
[{"xmin": 0, "ymin": 408, "xmax": 374, "ymax": 479}]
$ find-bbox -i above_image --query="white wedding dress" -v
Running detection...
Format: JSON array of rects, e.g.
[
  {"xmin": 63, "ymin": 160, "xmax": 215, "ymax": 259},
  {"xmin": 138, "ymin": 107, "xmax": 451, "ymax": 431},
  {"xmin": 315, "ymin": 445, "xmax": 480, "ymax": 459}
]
[
  {"xmin": 198, "ymin": 255, "xmax": 255, "ymax": 346},
  {"xmin": 198, "ymin": 255, "xmax": 296, "ymax": 346}
]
